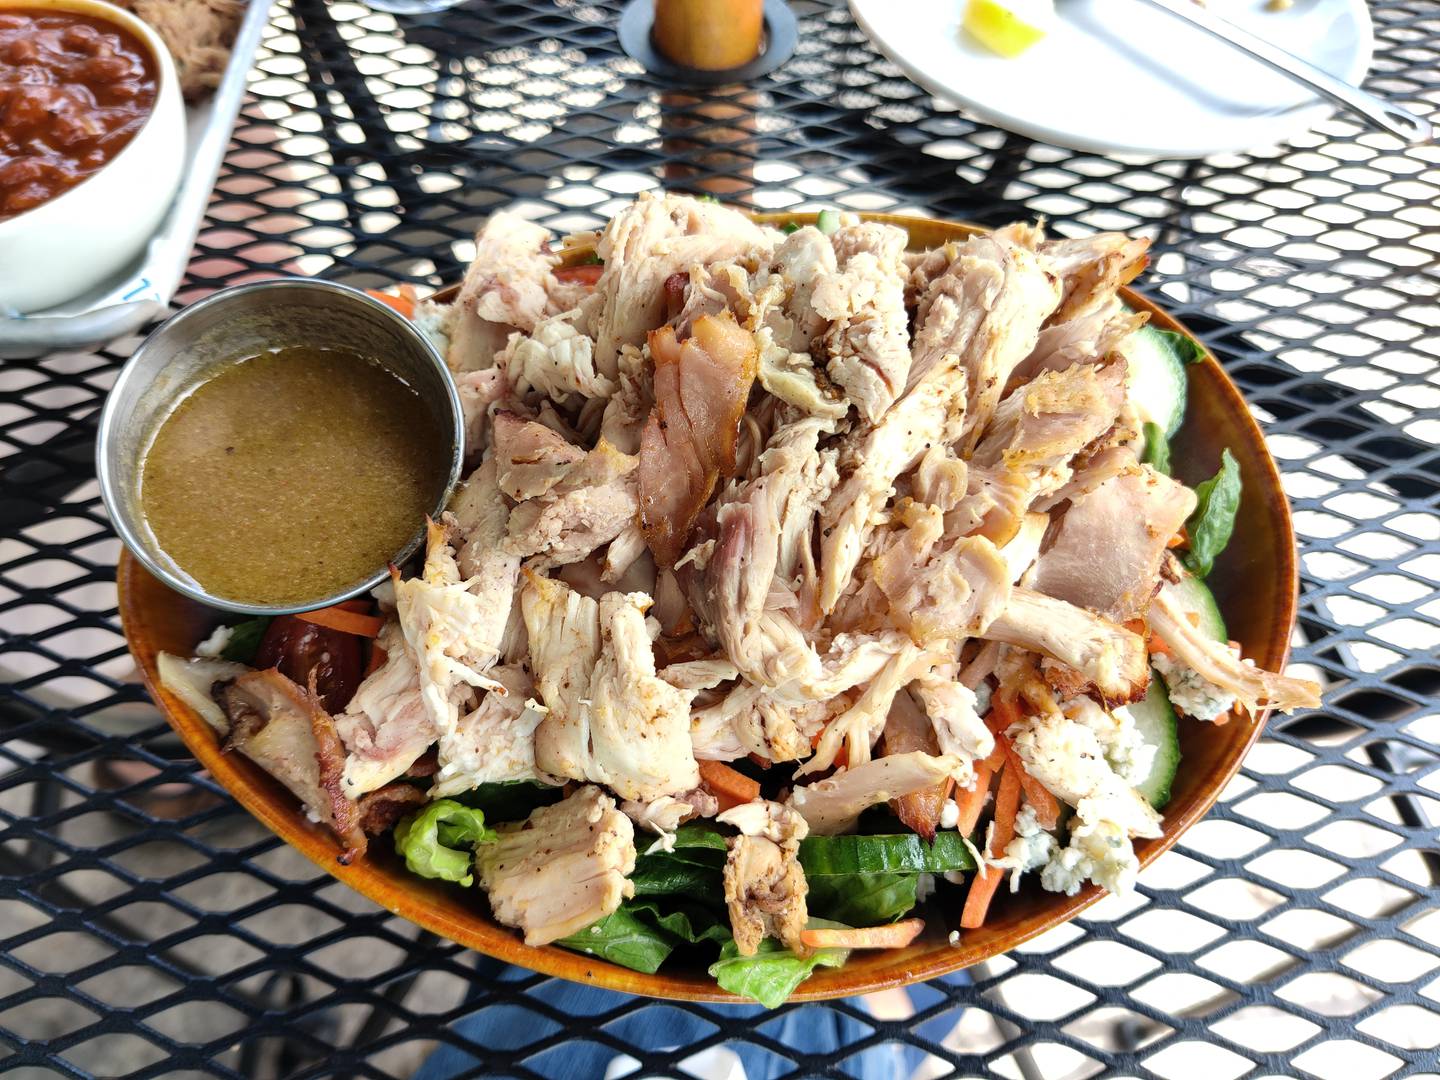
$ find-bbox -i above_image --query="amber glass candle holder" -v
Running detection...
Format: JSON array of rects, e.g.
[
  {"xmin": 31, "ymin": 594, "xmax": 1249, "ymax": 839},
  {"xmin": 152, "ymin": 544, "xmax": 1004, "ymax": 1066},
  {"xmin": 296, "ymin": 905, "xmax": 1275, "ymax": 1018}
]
[{"xmin": 652, "ymin": 0, "xmax": 764, "ymax": 71}]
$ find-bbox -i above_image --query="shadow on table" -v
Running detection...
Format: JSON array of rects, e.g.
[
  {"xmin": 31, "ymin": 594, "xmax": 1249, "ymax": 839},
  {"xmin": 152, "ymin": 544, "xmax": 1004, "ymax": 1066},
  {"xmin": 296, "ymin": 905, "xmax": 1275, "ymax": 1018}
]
[{"xmin": 417, "ymin": 956, "xmax": 970, "ymax": 1080}]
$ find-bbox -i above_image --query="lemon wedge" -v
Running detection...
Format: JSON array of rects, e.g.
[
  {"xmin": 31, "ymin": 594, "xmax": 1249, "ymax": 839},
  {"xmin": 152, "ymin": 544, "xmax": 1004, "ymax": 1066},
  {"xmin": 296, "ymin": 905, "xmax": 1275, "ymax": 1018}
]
[{"xmin": 963, "ymin": 0, "xmax": 1055, "ymax": 58}]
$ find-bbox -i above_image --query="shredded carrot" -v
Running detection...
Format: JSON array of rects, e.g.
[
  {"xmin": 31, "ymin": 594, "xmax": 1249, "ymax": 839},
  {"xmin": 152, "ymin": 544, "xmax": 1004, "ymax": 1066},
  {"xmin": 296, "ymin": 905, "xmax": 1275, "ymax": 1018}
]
[
  {"xmin": 552, "ymin": 264, "xmax": 604, "ymax": 286},
  {"xmin": 953, "ymin": 763, "xmax": 992, "ymax": 837},
  {"xmin": 800, "ymin": 918, "xmax": 925, "ymax": 950},
  {"xmin": 984, "ymin": 694, "xmax": 1023, "ymax": 737},
  {"xmin": 366, "ymin": 287, "xmax": 416, "ymax": 319},
  {"xmin": 1004, "ymin": 742, "xmax": 1060, "ymax": 830},
  {"xmin": 960, "ymin": 760, "xmax": 1022, "ymax": 930},
  {"xmin": 1210, "ymin": 710, "xmax": 1231, "ymax": 727},
  {"xmin": 296, "ymin": 604, "xmax": 385, "ymax": 638},
  {"xmin": 697, "ymin": 759, "xmax": 761, "ymax": 811},
  {"xmin": 1148, "ymin": 633, "xmax": 1174, "ymax": 659},
  {"xmin": 809, "ymin": 726, "xmax": 848, "ymax": 769},
  {"xmin": 1168, "ymin": 527, "xmax": 1189, "ymax": 549}
]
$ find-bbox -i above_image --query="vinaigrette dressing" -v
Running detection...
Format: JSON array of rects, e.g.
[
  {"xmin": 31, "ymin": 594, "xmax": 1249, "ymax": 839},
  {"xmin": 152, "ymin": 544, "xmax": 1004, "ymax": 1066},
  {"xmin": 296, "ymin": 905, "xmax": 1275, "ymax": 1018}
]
[{"xmin": 139, "ymin": 346, "xmax": 447, "ymax": 606}]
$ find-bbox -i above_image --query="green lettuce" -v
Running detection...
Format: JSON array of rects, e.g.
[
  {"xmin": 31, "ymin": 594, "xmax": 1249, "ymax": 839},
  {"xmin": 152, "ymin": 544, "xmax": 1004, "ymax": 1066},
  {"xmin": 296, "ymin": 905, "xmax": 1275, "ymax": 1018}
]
[
  {"xmin": 393, "ymin": 800, "xmax": 495, "ymax": 887},
  {"xmin": 555, "ymin": 905, "xmax": 676, "ymax": 974},
  {"xmin": 556, "ymin": 898, "xmax": 729, "ymax": 974},
  {"xmin": 219, "ymin": 617, "xmax": 271, "ymax": 664},
  {"xmin": 1141, "ymin": 421, "xmax": 1171, "ymax": 476},
  {"xmin": 453, "ymin": 780, "xmax": 562, "ymax": 823},
  {"xmin": 1183, "ymin": 448, "xmax": 1242, "ymax": 578},
  {"xmin": 806, "ymin": 872, "xmax": 920, "ymax": 928},
  {"xmin": 628, "ymin": 824, "xmax": 728, "ymax": 899},
  {"xmin": 709, "ymin": 921, "xmax": 850, "ymax": 1008}
]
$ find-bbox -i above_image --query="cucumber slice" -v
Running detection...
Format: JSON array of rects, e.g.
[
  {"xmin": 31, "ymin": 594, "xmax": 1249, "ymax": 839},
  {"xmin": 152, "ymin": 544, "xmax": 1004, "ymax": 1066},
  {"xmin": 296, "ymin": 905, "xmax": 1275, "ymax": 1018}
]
[
  {"xmin": 1169, "ymin": 574, "xmax": 1228, "ymax": 642},
  {"xmin": 798, "ymin": 833, "xmax": 977, "ymax": 877},
  {"xmin": 1123, "ymin": 324, "xmax": 1190, "ymax": 438},
  {"xmin": 1128, "ymin": 671, "xmax": 1181, "ymax": 809}
]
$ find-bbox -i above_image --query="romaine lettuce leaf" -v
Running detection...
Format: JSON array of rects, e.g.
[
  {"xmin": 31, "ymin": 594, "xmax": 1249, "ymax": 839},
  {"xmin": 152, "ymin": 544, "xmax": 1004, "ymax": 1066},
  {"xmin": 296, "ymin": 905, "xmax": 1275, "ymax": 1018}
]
[
  {"xmin": 806, "ymin": 872, "xmax": 920, "ymax": 927},
  {"xmin": 555, "ymin": 898, "xmax": 729, "ymax": 974},
  {"xmin": 393, "ymin": 800, "xmax": 495, "ymax": 886},
  {"xmin": 219, "ymin": 617, "xmax": 271, "ymax": 664},
  {"xmin": 709, "ymin": 920, "xmax": 850, "ymax": 1008},
  {"xmin": 1183, "ymin": 448, "xmax": 1242, "ymax": 578}
]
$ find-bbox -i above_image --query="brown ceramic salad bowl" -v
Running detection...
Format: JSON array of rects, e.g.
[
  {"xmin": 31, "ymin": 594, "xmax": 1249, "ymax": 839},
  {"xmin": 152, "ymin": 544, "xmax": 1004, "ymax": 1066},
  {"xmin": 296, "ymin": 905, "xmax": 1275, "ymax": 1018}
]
[{"xmin": 118, "ymin": 212, "xmax": 1298, "ymax": 1002}]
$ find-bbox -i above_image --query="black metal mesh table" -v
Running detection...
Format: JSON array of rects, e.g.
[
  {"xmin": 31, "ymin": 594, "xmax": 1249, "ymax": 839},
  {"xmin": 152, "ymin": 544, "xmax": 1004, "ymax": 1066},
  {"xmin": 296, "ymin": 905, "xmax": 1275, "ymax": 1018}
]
[{"xmin": 4, "ymin": 1, "xmax": 1440, "ymax": 1076}]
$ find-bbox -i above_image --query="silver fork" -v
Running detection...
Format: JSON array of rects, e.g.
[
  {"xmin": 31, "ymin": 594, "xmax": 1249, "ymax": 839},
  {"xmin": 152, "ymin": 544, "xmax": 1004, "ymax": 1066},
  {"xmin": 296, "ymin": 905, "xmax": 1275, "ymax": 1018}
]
[{"xmin": 1134, "ymin": 0, "xmax": 1432, "ymax": 144}]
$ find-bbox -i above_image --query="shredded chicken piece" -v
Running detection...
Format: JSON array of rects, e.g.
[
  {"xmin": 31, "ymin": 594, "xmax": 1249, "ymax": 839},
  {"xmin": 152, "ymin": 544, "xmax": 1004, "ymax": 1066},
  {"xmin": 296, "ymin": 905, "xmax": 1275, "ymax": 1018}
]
[
  {"xmin": 393, "ymin": 518, "xmax": 510, "ymax": 757},
  {"xmin": 789, "ymin": 752, "xmax": 967, "ymax": 835},
  {"xmin": 449, "ymin": 212, "xmax": 555, "ymax": 371},
  {"xmin": 801, "ymin": 641, "xmax": 944, "ymax": 775},
  {"xmin": 599, "ymin": 344, "xmax": 652, "ymax": 455},
  {"xmin": 432, "ymin": 665, "xmax": 554, "ymax": 798},
  {"xmin": 638, "ymin": 314, "xmax": 759, "ymax": 567},
  {"xmin": 214, "ymin": 668, "xmax": 366, "ymax": 857},
  {"xmin": 660, "ymin": 658, "xmax": 741, "ymax": 691},
  {"xmin": 759, "ymin": 226, "xmax": 838, "ymax": 351},
  {"xmin": 623, "ymin": 792, "xmax": 713, "ymax": 851},
  {"xmin": 718, "ymin": 800, "xmax": 809, "ymax": 956},
  {"xmin": 881, "ymin": 690, "xmax": 949, "ymax": 842},
  {"xmin": 910, "ymin": 224, "xmax": 1062, "ymax": 451},
  {"xmin": 1032, "ymin": 465, "xmax": 1197, "ymax": 621},
  {"xmin": 523, "ymin": 575, "xmax": 700, "ymax": 800},
  {"xmin": 492, "ymin": 411, "xmax": 586, "ymax": 501},
  {"xmin": 953, "ymin": 360, "xmax": 1128, "ymax": 546},
  {"xmin": 690, "ymin": 681, "xmax": 833, "ymax": 763},
  {"xmin": 818, "ymin": 353, "xmax": 970, "ymax": 614},
  {"xmin": 477, "ymin": 785, "xmax": 637, "ymax": 946},
  {"xmin": 1019, "ymin": 297, "xmax": 1149, "ymax": 382},
  {"xmin": 1041, "ymin": 233, "xmax": 1151, "ymax": 324},
  {"xmin": 499, "ymin": 312, "xmax": 617, "ymax": 402},
  {"xmin": 985, "ymin": 588, "xmax": 1149, "ymax": 704},
  {"xmin": 522, "ymin": 573, "xmax": 602, "ymax": 780},
  {"xmin": 157, "ymin": 653, "xmax": 248, "ymax": 736},
  {"xmin": 506, "ymin": 439, "xmax": 640, "ymax": 568},
  {"xmin": 335, "ymin": 620, "xmax": 436, "ymax": 797},
  {"xmin": 588, "ymin": 591, "xmax": 701, "ymax": 801},
  {"xmin": 455, "ymin": 367, "xmax": 508, "ymax": 461},
  {"xmin": 910, "ymin": 672, "xmax": 994, "ymax": 760},
  {"xmin": 871, "ymin": 501, "xmax": 1011, "ymax": 645},
  {"xmin": 813, "ymin": 222, "xmax": 912, "ymax": 422},
  {"xmin": 1150, "ymin": 580, "xmax": 1320, "ymax": 713},
  {"xmin": 588, "ymin": 192, "xmax": 774, "ymax": 377}
]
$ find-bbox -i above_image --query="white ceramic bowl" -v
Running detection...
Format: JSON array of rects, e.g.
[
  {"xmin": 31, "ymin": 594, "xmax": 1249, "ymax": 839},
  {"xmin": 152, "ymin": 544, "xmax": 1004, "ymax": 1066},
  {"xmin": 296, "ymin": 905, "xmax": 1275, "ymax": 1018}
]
[{"xmin": 0, "ymin": 0, "xmax": 185, "ymax": 314}]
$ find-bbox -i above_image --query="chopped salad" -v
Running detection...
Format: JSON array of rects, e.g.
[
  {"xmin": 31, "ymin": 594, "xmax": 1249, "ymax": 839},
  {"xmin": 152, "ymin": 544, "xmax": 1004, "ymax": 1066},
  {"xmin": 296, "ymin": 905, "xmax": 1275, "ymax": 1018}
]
[{"xmin": 160, "ymin": 194, "xmax": 1320, "ymax": 1005}]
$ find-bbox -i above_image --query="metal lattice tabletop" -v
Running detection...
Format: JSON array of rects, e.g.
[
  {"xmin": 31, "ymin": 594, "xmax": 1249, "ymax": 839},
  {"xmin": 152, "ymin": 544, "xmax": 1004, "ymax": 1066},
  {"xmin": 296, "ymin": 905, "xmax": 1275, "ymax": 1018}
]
[{"xmin": 3, "ymin": 1, "xmax": 1440, "ymax": 1076}]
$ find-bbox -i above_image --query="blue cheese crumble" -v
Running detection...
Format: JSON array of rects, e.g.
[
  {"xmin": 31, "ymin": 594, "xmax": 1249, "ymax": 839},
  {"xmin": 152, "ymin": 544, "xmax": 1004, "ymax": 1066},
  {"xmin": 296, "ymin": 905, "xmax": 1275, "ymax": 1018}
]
[
  {"xmin": 1041, "ymin": 819, "xmax": 1140, "ymax": 897},
  {"xmin": 412, "ymin": 299, "xmax": 454, "ymax": 358},
  {"xmin": 1153, "ymin": 653, "xmax": 1236, "ymax": 723},
  {"xmin": 1064, "ymin": 697, "xmax": 1156, "ymax": 786},
  {"xmin": 994, "ymin": 803, "xmax": 1057, "ymax": 893}
]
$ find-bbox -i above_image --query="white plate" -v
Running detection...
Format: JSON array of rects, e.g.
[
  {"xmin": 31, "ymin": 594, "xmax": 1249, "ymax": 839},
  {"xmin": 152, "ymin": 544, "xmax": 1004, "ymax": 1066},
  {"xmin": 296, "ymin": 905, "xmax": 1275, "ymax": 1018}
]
[{"xmin": 848, "ymin": 0, "xmax": 1374, "ymax": 158}]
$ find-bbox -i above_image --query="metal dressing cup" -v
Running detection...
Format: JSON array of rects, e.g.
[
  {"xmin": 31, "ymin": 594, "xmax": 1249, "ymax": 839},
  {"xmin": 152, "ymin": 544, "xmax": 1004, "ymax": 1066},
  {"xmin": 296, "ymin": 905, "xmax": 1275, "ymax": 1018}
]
[{"xmin": 96, "ymin": 278, "xmax": 464, "ymax": 615}]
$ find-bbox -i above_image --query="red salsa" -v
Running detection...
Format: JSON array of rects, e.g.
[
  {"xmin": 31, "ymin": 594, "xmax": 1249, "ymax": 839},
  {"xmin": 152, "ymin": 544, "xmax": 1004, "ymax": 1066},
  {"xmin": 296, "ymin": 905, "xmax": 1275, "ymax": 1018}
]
[{"xmin": 0, "ymin": 9, "xmax": 157, "ymax": 220}]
